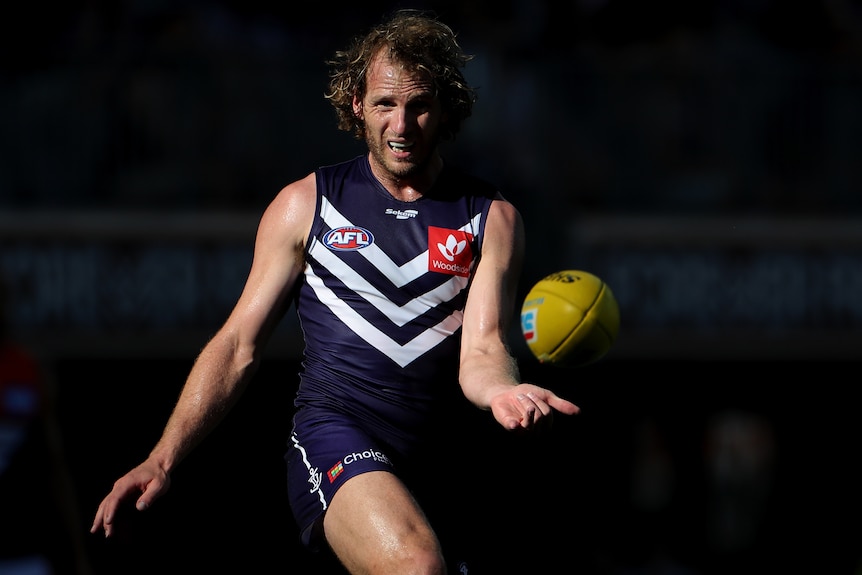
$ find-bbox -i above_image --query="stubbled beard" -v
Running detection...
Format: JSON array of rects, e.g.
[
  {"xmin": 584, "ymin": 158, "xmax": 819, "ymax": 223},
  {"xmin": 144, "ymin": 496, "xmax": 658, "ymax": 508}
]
[{"xmin": 366, "ymin": 130, "xmax": 439, "ymax": 180}]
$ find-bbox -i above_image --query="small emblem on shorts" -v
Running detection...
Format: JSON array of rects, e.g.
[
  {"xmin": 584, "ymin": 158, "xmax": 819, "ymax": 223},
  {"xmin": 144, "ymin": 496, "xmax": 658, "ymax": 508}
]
[
  {"xmin": 308, "ymin": 466, "xmax": 322, "ymax": 493},
  {"xmin": 328, "ymin": 461, "xmax": 344, "ymax": 483}
]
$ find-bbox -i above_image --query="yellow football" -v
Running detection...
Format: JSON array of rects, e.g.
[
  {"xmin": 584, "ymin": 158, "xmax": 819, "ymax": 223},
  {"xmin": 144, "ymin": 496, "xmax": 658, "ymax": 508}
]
[{"xmin": 520, "ymin": 270, "xmax": 620, "ymax": 367}]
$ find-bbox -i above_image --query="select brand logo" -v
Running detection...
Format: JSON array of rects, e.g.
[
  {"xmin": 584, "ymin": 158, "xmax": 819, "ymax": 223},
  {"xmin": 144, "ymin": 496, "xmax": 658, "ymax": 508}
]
[
  {"xmin": 385, "ymin": 208, "xmax": 419, "ymax": 220},
  {"xmin": 428, "ymin": 226, "xmax": 473, "ymax": 277}
]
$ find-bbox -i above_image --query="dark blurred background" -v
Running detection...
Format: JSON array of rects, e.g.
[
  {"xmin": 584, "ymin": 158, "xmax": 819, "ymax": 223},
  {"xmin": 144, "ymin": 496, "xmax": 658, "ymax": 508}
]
[{"xmin": 1, "ymin": 1, "xmax": 860, "ymax": 574}]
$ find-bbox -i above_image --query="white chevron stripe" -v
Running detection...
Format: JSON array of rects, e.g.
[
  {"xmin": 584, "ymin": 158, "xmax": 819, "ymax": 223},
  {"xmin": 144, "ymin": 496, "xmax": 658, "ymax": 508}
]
[
  {"xmin": 319, "ymin": 197, "xmax": 482, "ymax": 287},
  {"xmin": 309, "ymin": 239, "xmax": 468, "ymax": 326},
  {"xmin": 307, "ymin": 270, "xmax": 464, "ymax": 367}
]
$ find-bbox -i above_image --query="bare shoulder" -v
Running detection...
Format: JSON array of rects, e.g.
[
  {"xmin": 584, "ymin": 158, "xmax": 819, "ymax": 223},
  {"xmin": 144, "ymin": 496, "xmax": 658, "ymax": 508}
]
[
  {"xmin": 486, "ymin": 196, "xmax": 524, "ymax": 237},
  {"xmin": 268, "ymin": 172, "xmax": 317, "ymax": 220},
  {"xmin": 257, "ymin": 172, "xmax": 317, "ymax": 247},
  {"xmin": 479, "ymin": 195, "xmax": 525, "ymax": 281}
]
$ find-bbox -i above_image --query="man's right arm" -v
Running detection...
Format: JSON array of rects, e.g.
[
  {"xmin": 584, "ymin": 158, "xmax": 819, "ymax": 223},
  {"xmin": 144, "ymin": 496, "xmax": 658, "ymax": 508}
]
[{"xmin": 90, "ymin": 174, "xmax": 317, "ymax": 537}]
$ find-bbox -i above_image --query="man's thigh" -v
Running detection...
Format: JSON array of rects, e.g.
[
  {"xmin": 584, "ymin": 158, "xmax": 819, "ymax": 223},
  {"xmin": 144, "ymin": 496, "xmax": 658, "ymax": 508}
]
[{"xmin": 323, "ymin": 470, "xmax": 443, "ymax": 572}]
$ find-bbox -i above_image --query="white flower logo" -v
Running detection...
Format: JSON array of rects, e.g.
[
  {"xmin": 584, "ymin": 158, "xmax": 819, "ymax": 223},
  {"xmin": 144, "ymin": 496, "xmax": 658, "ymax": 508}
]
[{"xmin": 437, "ymin": 234, "xmax": 466, "ymax": 262}]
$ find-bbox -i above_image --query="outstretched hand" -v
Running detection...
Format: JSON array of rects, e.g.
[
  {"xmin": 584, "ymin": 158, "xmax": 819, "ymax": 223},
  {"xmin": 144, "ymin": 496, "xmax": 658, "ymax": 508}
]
[
  {"xmin": 90, "ymin": 459, "xmax": 171, "ymax": 538},
  {"xmin": 489, "ymin": 383, "xmax": 580, "ymax": 432}
]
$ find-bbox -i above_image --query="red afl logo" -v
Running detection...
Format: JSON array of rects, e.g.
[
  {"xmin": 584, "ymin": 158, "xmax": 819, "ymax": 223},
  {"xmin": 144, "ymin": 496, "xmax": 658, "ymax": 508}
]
[{"xmin": 323, "ymin": 226, "xmax": 374, "ymax": 251}]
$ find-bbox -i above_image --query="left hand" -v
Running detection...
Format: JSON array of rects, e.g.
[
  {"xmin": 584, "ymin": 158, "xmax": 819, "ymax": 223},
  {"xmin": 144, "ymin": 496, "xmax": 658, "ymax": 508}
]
[{"xmin": 489, "ymin": 383, "xmax": 580, "ymax": 432}]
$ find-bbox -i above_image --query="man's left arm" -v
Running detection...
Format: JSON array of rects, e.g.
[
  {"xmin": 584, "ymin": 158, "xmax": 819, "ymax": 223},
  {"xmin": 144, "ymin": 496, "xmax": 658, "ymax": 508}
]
[{"xmin": 458, "ymin": 199, "xmax": 579, "ymax": 431}]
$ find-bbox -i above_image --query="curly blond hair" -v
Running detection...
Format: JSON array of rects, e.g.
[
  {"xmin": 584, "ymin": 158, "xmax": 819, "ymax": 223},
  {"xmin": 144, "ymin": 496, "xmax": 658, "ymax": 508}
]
[{"xmin": 324, "ymin": 9, "xmax": 477, "ymax": 140}]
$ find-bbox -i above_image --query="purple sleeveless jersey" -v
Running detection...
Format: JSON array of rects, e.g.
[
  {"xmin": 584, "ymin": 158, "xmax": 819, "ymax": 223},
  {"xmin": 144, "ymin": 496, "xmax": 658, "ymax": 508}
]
[
  {"xmin": 285, "ymin": 154, "xmax": 499, "ymax": 549},
  {"xmin": 293, "ymin": 154, "xmax": 498, "ymax": 451}
]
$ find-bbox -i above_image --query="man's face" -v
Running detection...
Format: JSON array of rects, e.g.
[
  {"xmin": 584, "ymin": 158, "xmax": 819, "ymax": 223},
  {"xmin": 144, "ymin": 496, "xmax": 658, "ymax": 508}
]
[{"xmin": 353, "ymin": 51, "xmax": 444, "ymax": 182}]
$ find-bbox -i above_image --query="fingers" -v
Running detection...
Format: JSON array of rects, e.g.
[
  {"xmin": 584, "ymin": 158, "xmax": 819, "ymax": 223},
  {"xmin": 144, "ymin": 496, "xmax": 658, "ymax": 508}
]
[
  {"xmin": 90, "ymin": 467, "xmax": 166, "ymax": 538},
  {"xmin": 546, "ymin": 392, "xmax": 581, "ymax": 416},
  {"xmin": 516, "ymin": 391, "xmax": 552, "ymax": 429},
  {"xmin": 517, "ymin": 393, "xmax": 534, "ymax": 424},
  {"xmin": 91, "ymin": 497, "xmax": 117, "ymax": 537},
  {"xmin": 491, "ymin": 386, "xmax": 578, "ymax": 432},
  {"xmin": 90, "ymin": 505, "xmax": 104, "ymax": 535}
]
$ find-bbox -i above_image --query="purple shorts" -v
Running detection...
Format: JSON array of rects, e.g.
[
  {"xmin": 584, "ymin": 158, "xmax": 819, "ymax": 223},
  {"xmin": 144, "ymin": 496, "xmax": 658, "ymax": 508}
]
[{"xmin": 285, "ymin": 411, "xmax": 398, "ymax": 550}]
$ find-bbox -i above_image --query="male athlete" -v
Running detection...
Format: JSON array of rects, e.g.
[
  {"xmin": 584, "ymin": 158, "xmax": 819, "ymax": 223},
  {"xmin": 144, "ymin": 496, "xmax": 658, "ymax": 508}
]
[{"xmin": 91, "ymin": 10, "xmax": 579, "ymax": 574}]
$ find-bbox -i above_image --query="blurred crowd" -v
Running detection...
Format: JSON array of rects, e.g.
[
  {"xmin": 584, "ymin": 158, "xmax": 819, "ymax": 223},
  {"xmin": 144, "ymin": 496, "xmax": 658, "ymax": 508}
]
[{"xmin": 2, "ymin": 0, "xmax": 861, "ymax": 216}]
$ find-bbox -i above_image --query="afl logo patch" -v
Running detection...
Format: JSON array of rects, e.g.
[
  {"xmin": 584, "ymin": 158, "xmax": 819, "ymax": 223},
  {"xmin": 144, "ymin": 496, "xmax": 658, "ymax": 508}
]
[{"xmin": 323, "ymin": 226, "xmax": 374, "ymax": 251}]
